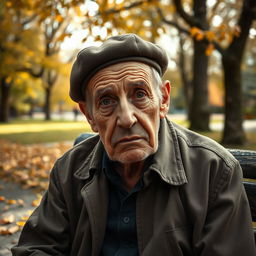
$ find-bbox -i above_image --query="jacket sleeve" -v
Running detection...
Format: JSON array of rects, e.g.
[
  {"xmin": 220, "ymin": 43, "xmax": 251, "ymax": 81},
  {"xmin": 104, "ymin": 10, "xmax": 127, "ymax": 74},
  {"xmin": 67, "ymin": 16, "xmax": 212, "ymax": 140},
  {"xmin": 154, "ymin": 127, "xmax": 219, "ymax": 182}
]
[
  {"xmin": 195, "ymin": 160, "xmax": 256, "ymax": 255},
  {"xmin": 11, "ymin": 163, "xmax": 70, "ymax": 256}
]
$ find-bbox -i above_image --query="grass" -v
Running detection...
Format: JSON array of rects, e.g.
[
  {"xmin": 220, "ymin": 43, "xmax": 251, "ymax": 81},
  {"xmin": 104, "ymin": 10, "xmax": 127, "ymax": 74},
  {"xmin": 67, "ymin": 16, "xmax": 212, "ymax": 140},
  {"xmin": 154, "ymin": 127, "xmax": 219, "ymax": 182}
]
[
  {"xmin": 0, "ymin": 119, "xmax": 255, "ymax": 150},
  {"xmin": 0, "ymin": 120, "xmax": 93, "ymax": 144}
]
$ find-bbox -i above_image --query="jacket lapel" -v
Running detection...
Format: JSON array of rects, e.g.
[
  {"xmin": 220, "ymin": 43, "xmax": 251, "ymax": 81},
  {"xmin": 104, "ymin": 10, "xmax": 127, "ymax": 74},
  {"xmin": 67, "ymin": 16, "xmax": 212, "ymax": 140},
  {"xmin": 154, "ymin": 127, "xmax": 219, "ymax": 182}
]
[
  {"xmin": 148, "ymin": 118, "xmax": 188, "ymax": 186},
  {"xmin": 75, "ymin": 139, "xmax": 109, "ymax": 256},
  {"xmin": 82, "ymin": 171, "xmax": 109, "ymax": 256}
]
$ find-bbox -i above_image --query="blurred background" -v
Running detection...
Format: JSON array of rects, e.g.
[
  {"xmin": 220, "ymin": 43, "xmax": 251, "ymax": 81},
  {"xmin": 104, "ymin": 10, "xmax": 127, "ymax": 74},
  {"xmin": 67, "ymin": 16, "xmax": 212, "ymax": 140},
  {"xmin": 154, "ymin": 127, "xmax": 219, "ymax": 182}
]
[{"xmin": 0, "ymin": 0, "xmax": 255, "ymax": 146}]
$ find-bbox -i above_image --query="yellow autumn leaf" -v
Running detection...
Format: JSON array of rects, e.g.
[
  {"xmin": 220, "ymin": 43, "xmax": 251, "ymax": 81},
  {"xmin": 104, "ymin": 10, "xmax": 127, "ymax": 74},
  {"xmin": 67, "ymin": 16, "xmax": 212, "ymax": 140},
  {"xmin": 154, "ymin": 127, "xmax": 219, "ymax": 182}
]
[
  {"xmin": 31, "ymin": 199, "xmax": 40, "ymax": 207},
  {"xmin": 31, "ymin": 195, "xmax": 42, "ymax": 207},
  {"xmin": 0, "ymin": 225, "xmax": 19, "ymax": 235},
  {"xmin": 0, "ymin": 214, "xmax": 15, "ymax": 224},
  {"xmin": 26, "ymin": 210, "xmax": 34, "ymax": 216},
  {"xmin": 21, "ymin": 215, "xmax": 29, "ymax": 221},
  {"xmin": 95, "ymin": 35, "xmax": 102, "ymax": 42},
  {"xmin": 16, "ymin": 221, "xmax": 26, "ymax": 227},
  {"xmin": 218, "ymin": 24, "xmax": 227, "ymax": 31},
  {"xmin": 74, "ymin": 6, "xmax": 82, "ymax": 16},
  {"xmin": 205, "ymin": 43, "xmax": 214, "ymax": 56},
  {"xmin": 196, "ymin": 32, "xmax": 204, "ymax": 41},
  {"xmin": 190, "ymin": 27, "xmax": 201, "ymax": 37},
  {"xmin": 5, "ymin": 1, "xmax": 12, "ymax": 7},
  {"xmin": 17, "ymin": 199, "xmax": 25, "ymax": 206},
  {"xmin": 6, "ymin": 199, "xmax": 17, "ymax": 205},
  {"xmin": 55, "ymin": 14, "xmax": 63, "ymax": 23},
  {"xmin": 56, "ymin": 33, "xmax": 72, "ymax": 42},
  {"xmin": 205, "ymin": 31, "xmax": 215, "ymax": 42},
  {"xmin": 218, "ymin": 31, "xmax": 226, "ymax": 42}
]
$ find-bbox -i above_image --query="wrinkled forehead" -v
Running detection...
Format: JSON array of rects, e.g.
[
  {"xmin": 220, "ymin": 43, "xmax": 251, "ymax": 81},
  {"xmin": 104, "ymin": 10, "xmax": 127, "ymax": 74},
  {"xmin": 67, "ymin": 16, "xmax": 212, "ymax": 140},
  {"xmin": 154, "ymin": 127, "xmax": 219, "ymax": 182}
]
[{"xmin": 86, "ymin": 61, "xmax": 152, "ymax": 92}]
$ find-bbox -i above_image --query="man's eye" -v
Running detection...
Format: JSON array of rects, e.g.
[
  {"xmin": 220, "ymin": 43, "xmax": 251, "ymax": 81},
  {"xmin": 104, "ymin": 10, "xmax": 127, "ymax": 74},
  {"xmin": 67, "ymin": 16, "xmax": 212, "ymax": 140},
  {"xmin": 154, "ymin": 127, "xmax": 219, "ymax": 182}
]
[
  {"xmin": 135, "ymin": 90, "xmax": 146, "ymax": 98},
  {"xmin": 99, "ymin": 97, "xmax": 113, "ymax": 106}
]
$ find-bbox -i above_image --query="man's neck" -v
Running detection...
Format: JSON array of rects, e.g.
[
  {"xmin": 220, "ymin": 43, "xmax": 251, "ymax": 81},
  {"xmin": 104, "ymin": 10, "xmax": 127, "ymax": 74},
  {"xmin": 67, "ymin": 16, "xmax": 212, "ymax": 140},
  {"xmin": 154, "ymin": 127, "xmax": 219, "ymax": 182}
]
[{"xmin": 114, "ymin": 161, "xmax": 145, "ymax": 192}]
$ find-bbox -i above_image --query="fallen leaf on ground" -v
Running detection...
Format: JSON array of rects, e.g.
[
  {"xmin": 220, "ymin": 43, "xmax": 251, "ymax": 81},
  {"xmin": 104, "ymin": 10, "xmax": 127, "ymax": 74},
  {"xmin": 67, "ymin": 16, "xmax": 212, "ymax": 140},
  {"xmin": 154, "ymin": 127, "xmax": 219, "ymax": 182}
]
[
  {"xmin": 20, "ymin": 215, "xmax": 29, "ymax": 221},
  {"xmin": 0, "ymin": 140, "xmax": 70, "ymax": 192},
  {"xmin": 6, "ymin": 199, "xmax": 17, "ymax": 205},
  {"xmin": 31, "ymin": 197, "xmax": 42, "ymax": 207},
  {"xmin": 17, "ymin": 199, "xmax": 25, "ymax": 206},
  {"xmin": 16, "ymin": 221, "xmax": 26, "ymax": 227},
  {"xmin": 0, "ymin": 214, "xmax": 15, "ymax": 224},
  {"xmin": 0, "ymin": 225, "xmax": 19, "ymax": 235}
]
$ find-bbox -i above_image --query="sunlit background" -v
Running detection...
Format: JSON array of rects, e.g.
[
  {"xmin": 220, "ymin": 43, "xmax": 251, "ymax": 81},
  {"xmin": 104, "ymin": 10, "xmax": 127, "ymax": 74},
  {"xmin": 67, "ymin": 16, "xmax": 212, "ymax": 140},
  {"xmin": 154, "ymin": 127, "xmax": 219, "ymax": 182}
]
[{"xmin": 0, "ymin": 0, "xmax": 255, "ymax": 146}]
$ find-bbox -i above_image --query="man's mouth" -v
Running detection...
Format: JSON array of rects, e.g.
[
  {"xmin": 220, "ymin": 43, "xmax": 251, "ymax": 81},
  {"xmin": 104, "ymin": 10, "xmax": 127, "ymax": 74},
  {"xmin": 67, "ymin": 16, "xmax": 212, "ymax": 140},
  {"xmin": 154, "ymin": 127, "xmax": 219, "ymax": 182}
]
[{"xmin": 116, "ymin": 135, "xmax": 144, "ymax": 145}]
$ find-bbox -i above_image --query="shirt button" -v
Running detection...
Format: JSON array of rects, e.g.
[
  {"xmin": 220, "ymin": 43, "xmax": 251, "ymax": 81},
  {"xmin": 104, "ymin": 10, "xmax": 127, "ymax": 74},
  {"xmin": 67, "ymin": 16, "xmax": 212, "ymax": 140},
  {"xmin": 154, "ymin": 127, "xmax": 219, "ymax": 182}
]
[{"xmin": 123, "ymin": 216, "xmax": 130, "ymax": 224}]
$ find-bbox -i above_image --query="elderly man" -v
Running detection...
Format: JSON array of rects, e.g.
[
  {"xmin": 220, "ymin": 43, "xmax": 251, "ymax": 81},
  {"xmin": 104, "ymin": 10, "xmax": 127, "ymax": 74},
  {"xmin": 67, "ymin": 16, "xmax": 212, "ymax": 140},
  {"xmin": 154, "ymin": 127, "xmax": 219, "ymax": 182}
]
[{"xmin": 12, "ymin": 34, "xmax": 255, "ymax": 255}]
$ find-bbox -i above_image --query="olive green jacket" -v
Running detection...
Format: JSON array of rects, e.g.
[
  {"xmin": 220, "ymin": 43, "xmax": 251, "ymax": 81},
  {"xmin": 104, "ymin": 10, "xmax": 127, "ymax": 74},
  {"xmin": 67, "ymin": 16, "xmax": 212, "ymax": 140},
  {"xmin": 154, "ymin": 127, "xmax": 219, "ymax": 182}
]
[{"xmin": 12, "ymin": 118, "xmax": 256, "ymax": 255}]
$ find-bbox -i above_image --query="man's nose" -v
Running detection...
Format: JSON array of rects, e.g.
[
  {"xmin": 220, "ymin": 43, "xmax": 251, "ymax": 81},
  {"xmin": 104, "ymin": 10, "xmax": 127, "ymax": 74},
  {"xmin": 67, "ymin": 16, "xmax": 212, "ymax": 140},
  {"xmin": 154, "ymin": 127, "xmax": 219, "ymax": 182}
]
[{"xmin": 116, "ymin": 99, "xmax": 137, "ymax": 128}]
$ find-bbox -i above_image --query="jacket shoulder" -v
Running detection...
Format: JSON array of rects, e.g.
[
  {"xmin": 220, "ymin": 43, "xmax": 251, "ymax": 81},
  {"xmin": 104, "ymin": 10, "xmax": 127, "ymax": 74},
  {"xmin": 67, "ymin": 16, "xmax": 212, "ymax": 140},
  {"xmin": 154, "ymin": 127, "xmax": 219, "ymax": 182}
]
[
  {"xmin": 54, "ymin": 134, "xmax": 101, "ymax": 177},
  {"xmin": 169, "ymin": 120, "xmax": 238, "ymax": 168}
]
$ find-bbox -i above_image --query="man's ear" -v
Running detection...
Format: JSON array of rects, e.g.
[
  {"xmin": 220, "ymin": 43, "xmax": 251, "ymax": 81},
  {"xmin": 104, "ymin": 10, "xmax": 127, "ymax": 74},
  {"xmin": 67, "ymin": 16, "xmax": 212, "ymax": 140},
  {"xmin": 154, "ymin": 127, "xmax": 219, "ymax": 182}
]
[
  {"xmin": 78, "ymin": 102, "xmax": 98, "ymax": 132},
  {"xmin": 160, "ymin": 80, "xmax": 171, "ymax": 119}
]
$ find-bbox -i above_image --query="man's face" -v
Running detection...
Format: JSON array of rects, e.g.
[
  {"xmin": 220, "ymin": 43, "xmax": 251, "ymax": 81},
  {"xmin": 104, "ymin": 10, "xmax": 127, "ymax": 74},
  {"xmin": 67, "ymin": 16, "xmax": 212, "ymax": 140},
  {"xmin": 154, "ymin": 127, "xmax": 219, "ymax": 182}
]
[{"xmin": 79, "ymin": 62, "xmax": 170, "ymax": 164}]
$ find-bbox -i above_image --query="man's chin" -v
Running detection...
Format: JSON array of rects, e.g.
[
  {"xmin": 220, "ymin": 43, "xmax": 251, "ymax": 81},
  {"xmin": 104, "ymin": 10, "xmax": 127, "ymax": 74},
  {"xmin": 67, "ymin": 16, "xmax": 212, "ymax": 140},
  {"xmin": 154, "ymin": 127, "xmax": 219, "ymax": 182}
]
[{"xmin": 112, "ymin": 148, "xmax": 154, "ymax": 164}]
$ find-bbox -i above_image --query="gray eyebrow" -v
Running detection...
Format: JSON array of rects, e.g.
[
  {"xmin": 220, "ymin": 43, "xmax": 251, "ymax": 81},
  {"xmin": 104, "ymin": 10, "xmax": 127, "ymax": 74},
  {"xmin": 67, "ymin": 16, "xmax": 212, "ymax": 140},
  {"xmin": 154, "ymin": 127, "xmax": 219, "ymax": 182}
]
[
  {"xmin": 127, "ymin": 80, "xmax": 148, "ymax": 87},
  {"xmin": 95, "ymin": 87, "xmax": 113, "ymax": 98}
]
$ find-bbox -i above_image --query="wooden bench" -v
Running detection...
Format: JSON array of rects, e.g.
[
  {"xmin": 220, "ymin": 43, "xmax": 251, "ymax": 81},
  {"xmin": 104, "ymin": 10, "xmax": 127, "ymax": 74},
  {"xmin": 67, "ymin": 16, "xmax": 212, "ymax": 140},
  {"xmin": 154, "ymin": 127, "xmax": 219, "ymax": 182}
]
[
  {"xmin": 74, "ymin": 134, "xmax": 256, "ymax": 241},
  {"xmin": 228, "ymin": 149, "xmax": 256, "ymax": 241}
]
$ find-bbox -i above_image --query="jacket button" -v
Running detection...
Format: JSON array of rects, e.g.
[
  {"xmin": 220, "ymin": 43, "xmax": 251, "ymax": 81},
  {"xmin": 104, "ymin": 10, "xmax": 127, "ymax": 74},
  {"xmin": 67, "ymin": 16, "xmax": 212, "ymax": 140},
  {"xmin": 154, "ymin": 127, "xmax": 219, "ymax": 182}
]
[{"xmin": 123, "ymin": 217, "xmax": 130, "ymax": 223}]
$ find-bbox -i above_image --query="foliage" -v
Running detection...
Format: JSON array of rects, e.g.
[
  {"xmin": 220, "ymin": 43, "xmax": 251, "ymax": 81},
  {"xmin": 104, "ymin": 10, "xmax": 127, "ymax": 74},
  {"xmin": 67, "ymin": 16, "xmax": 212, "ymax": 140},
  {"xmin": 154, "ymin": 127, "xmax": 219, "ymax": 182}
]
[{"xmin": 0, "ymin": 0, "xmax": 83, "ymax": 121}]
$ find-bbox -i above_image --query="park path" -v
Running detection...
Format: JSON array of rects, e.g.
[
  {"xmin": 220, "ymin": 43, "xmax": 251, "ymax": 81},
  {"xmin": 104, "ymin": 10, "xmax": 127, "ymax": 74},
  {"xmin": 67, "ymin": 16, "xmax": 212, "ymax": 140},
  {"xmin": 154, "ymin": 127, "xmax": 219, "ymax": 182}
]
[
  {"xmin": 0, "ymin": 180, "xmax": 38, "ymax": 255},
  {"xmin": 0, "ymin": 141, "xmax": 72, "ymax": 255}
]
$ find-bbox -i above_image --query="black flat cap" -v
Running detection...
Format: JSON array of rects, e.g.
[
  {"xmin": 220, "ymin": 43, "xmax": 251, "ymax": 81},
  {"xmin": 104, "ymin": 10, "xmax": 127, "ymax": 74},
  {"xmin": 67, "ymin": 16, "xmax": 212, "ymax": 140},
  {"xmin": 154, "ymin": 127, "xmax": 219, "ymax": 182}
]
[{"xmin": 70, "ymin": 33, "xmax": 169, "ymax": 102}]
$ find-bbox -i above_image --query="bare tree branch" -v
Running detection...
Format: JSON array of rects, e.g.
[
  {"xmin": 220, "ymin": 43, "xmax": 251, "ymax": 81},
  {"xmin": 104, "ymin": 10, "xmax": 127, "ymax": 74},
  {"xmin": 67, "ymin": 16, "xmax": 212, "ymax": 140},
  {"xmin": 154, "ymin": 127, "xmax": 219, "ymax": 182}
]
[
  {"xmin": 16, "ymin": 67, "xmax": 44, "ymax": 78},
  {"xmin": 157, "ymin": 7, "xmax": 189, "ymax": 35},
  {"xmin": 173, "ymin": 0, "xmax": 201, "ymax": 28},
  {"xmin": 157, "ymin": 7, "xmax": 224, "ymax": 54},
  {"xmin": 224, "ymin": 0, "xmax": 256, "ymax": 59},
  {"xmin": 22, "ymin": 14, "xmax": 37, "ymax": 26},
  {"xmin": 100, "ymin": 0, "xmax": 151, "ymax": 15}
]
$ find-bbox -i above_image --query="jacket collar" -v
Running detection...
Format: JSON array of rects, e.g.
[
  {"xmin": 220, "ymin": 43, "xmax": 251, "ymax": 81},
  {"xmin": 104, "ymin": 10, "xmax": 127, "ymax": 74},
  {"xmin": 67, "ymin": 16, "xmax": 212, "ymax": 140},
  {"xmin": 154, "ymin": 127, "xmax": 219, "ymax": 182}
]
[
  {"xmin": 74, "ymin": 137, "xmax": 104, "ymax": 180},
  {"xmin": 146, "ymin": 118, "xmax": 187, "ymax": 186},
  {"xmin": 74, "ymin": 118, "xmax": 187, "ymax": 186}
]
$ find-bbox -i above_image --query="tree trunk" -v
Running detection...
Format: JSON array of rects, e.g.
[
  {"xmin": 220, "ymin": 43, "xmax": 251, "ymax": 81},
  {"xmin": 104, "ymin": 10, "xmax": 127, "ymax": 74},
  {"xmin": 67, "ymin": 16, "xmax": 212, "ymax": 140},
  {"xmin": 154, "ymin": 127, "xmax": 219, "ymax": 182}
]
[
  {"xmin": 0, "ymin": 77, "xmax": 11, "ymax": 123},
  {"xmin": 178, "ymin": 34, "xmax": 192, "ymax": 120},
  {"xmin": 44, "ymin": 87, "xmax": 51, "ymax": 121},
  {"xmin": 43, "ymin": 70, "xmax": 58, "ymax": 121},
  {"xmin": 220, "ymin": 0, "xmax": 255, "ymax": 145},
  {"xmin": 221, "ymin": 54, "xmax": 246, "ymax": 145},
  {"xmin": 189, "ymin": 39, "xmax": 210, "ymax": 131},
  {"xmin": 189, "ymin": 0, "xmax": 210, "ymax": 131}
]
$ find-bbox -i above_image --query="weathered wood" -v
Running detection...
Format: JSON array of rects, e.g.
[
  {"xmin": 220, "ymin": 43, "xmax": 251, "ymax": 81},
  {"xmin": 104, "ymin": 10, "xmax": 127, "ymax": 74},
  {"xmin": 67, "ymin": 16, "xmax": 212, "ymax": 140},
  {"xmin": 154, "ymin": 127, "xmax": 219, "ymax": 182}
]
[
  {"xmin": 228, "ymin": 149, "xmax": 256, "ymax": 241},
  {"xmin": 228, "ymin": 149, "xmax": 256, "ymax": 179}
]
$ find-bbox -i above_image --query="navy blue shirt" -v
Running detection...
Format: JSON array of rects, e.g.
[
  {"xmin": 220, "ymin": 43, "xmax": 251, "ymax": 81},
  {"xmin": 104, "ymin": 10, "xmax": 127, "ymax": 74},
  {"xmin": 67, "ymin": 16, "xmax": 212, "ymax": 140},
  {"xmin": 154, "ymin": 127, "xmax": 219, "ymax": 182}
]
[{"xmin": 100, "ymin": 152, "xmax": 144, "ymax": 256}]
